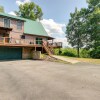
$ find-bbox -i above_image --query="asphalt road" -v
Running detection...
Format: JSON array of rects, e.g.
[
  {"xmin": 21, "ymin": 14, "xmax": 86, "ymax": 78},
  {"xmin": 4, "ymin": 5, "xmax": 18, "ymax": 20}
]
[{"xmin": 0, "ymin": 60, "xmax": 100, "ymax": 100}]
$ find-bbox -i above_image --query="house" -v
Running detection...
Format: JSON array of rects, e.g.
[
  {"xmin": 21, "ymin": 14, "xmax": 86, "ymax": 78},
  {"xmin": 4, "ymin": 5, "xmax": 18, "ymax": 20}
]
[{"xmin": 0, "ymin": 13, "xmax": 62, "ymax": 60}]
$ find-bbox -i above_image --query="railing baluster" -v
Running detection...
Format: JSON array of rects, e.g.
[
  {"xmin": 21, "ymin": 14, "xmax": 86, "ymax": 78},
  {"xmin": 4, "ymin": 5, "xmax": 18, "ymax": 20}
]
[{"xmin": 3, "ymin": 37, "xmax": 5, "ymax": 44}]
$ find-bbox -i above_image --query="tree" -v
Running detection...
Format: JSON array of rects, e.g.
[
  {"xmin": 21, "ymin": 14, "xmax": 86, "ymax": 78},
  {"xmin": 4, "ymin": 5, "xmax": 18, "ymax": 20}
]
[
  {"xmin": 86, "ymin": 0, "xmax": 100, "ymax": 49},
  {"xmin": 66, "ymin": 0, "xmax": 100, "ymax": 58},
  {"xmin": 66, "ymin": 8, "xmax": 85, "ymax": 57},
  {"xmin": 0, "ymin": 6, "xmax": 4, "ymax": 13},
  {"xmin": 15, "ymin": 2, "xmax": 43, "ymax": 21}
]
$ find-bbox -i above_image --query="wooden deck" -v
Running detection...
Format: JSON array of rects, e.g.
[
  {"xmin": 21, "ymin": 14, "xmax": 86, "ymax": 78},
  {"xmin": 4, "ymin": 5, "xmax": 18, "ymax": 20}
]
[
  {"xmin": 0, "ymin": 37, "xmax": 62, "ymax": 48},
  {"xmin": 0, "ymin": 43, "xmax": 42, "ymax": 47}
]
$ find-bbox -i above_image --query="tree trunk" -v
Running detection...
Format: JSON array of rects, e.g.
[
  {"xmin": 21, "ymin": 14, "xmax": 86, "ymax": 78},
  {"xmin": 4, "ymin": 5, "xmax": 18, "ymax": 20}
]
[
  {"xmin": 77, "ymin": 38, "xmax": 80, "ymax": 58},
  {"xmin": 77, "ymin": 47, "xmax": 80, "ymax": 58}
]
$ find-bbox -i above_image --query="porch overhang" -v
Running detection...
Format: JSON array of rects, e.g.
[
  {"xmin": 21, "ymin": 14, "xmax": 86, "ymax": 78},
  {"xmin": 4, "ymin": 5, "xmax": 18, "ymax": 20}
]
[
  {"xmin": 0, "ymin": 27, "xmax": 12, "ymax": 31},
  {"xmin": 47, "ymin": 36, "xmax": 55, "ymax": 40},
  {"xmin": 24, "ymin": 33, "xmax": 55, "ymax": 40}
]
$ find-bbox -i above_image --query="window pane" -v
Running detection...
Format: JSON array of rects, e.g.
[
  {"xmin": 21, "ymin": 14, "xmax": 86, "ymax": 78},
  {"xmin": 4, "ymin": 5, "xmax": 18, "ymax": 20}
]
[
  {"xmin": 17, "ymin": 21, "xmax": 22, "ymax": 30},
  {"xmin": 36, "ymin": 38, "xmax": 42, "ymax": 44},
  {"xmin": 4, "ymin": 19, "xmax": 10, "ymax": 28}
]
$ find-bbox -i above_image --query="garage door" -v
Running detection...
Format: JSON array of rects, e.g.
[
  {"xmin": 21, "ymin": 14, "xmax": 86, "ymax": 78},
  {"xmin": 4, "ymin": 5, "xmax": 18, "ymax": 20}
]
[{"xmin": 0, "ymin": 47, "xmax": 22, "ymax": 60}]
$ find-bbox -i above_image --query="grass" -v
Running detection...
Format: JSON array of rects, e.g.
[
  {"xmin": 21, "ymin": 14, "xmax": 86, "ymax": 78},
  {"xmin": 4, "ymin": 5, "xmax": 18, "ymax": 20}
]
[
  {"xmin": 62, "ymin": 56, "xmax": 100, "ymax": 64},
  {"xmin": 41, "ymin": 54, "xmax": 100, "ymax": 65}
]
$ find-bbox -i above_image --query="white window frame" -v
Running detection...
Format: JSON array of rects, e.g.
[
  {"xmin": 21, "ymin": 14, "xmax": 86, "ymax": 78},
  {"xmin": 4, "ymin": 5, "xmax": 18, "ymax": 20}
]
[
  {"xmin": 17, "ymin": 21, "xmax": 22, "ymax": 30},
  {"xmin": 4, "ymin": 18, "xmax": 10, "ymax": 28}
]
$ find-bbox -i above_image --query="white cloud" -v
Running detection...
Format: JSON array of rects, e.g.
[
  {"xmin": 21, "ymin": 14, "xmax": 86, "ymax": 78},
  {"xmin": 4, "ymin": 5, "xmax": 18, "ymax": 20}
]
[
  {"xmin": 9, "ymin": 11, "xmax": 16, "ymax": 16},
  {"xmin": 53, "ymin": 38, "xmax": 71, "ymax": 48},
  {"xmin": 40, "ymin": 19, "xmax": 65, "ymax": 36},
  {"xmin": 40, "ymin": 19, "xmax": 70, "ymax": 47},
  {"xmin": 16, "ymin": 0, "xmax": 31, "ymax": 6}
]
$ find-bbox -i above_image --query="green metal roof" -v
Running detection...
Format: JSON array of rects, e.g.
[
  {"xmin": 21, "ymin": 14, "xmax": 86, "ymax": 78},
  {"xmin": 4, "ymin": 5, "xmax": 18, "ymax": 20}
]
[
  {"xmin": 0, "ymin": 12, "xmax": 25, "ymax": 21},
  {"xmin": 24, "ymin": 19, "xmax": 49, "ymax": 37}
]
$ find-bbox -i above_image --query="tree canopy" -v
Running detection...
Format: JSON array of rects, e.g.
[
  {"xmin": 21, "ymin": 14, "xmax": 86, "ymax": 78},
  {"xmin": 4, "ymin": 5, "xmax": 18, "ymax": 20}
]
[
  {"xmin": 15, "ymin": 2, "xmax": 43, "ymax": 21},
  {"xmin": 66, "ymin": 8, "xmax": 85, "ymax": 57},
  {"xmin": 0, "ymin": 6, "xmax": 4, "ymax": 13},
  {"xmin": 66, "ymin": 0, "xmax": 100, "ymax": 58}
]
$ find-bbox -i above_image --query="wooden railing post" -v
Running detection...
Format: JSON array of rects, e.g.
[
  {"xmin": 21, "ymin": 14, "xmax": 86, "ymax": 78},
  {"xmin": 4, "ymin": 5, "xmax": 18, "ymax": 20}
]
[{"xmin": 3, "ymin": 37, "xmax": 5, "ymax": 44}]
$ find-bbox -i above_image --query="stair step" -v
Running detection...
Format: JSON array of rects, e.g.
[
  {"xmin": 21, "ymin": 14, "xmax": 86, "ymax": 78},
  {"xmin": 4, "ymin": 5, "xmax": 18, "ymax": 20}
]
[{"xmin": 43, "ymin": 42, "xmax": 53, "ymax": 56}]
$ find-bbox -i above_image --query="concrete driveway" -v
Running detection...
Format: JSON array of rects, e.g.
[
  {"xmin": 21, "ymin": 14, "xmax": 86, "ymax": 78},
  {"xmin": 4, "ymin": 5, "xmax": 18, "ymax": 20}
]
[{"xmin": 0, "ymin": 60, "xmax": 100, "ymax": 100}]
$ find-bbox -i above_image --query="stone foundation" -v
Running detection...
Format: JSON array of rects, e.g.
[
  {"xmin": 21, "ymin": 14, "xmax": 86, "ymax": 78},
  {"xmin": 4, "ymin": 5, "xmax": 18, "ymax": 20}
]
[{"xmin": 32, "ymin": 51, "xmax": 41, "ymax": 60}]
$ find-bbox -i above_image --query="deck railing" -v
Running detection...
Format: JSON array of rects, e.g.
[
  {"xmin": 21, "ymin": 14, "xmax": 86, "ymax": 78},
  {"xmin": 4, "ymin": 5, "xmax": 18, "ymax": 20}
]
[
  {"xmin": 48, "ymin": 42, "xmax": 62, "ymax": 48},
  {"xmin": 0, "ymin": 37, "xmax": 36, "ymax": 45},
  {"xmin": 0, "ymin": 37, "xmax": 62, "ymax": 48}
]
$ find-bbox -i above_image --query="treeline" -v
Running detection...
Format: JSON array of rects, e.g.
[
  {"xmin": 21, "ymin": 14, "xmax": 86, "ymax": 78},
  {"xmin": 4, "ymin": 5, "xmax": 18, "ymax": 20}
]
[{"xmin": 66, "ymin": 0, "xmax": 100, "ymax": 58}]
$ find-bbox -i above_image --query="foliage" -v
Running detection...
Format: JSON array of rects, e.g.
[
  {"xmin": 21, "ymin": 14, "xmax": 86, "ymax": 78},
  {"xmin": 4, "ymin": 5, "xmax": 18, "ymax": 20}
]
[
  {"xmin": 61, "ymin": 50, "xmax": 76, "ymax": 57},
  {"xmin": 85, "ymin": 0, "xmax": 100, "ymax": 49},
  {"xmin": 0, "ymin": 6, "xmax": 4, "ymax": 12},
  {"xmin": 66, "ymin": 0, "xmax": 100, "ymax": 58},
  {"xmin": 54, "ymin": 48, "xmax": 77, "ymax": 57},
  {"xmin": 66, "ymin": 8, "xmax": 87, "ymax": 57},
  {"xmin": 80, "ymin": 49, "xmax": 90, "ymax": 58},
  {"xmin": 54, "ymin": 48, "xmax": 93, "ymax": 58},
  {"xmin": 15, "ymin": 2, "xmax": 43, "ymax": 21},
  {"xmin": 89, "ymin": 47, "xmax": 100, "ymax": 58},
  {"xmin": 54, "ymin": 49, "xmax": 60, "ymax": 55}
]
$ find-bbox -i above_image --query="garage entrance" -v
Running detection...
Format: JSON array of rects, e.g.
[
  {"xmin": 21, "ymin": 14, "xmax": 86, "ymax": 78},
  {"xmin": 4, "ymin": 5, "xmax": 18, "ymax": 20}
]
[{"xmin": 0, "ymin": 47, "xmax": 22, "ymax": 60}]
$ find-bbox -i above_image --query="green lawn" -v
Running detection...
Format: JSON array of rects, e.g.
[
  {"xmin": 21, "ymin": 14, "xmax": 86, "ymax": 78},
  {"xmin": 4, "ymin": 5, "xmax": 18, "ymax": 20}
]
[{"xmin": 62, "ymin": 56, "xmax": 100, "ymax": 64}]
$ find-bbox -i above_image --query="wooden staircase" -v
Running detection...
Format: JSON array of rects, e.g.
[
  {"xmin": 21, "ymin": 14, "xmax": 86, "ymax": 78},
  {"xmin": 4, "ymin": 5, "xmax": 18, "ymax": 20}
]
[{"xmin": 42, "ymin": 41, "xmax": 54, "ymax": 56}]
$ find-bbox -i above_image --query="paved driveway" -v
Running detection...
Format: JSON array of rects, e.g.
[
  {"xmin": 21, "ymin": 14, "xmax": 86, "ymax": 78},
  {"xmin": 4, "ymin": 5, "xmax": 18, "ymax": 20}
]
[{"xmin": 0, "ymin": 60, "xmax": 100, "ymax": 100}]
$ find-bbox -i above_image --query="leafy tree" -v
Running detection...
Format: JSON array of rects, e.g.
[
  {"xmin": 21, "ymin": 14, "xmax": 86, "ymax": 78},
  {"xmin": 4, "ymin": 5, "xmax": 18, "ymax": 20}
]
[
  {"xmin": 66, "ymin": 8, "xmax": 85, "ymax": 57},
  {"xmin": 85, "ymin": 0, "xmax": 100, "ymax": 49},
  {"xmin": 0, "ymin": 6, "xmax": 4, "ymax": 12},
  {"xmin": 15, "ymin": 2, "xmax": 43, "ymax": 21},
  {"xmin": 66, "ymin": 0, "xmax": 100, "ymax": 58}
]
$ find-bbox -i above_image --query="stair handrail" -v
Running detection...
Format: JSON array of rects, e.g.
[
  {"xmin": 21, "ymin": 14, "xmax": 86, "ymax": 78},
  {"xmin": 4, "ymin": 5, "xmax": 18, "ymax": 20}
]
[{"xmin": 42, "ymin": 40, "xmax": 52, "ymax": 55}]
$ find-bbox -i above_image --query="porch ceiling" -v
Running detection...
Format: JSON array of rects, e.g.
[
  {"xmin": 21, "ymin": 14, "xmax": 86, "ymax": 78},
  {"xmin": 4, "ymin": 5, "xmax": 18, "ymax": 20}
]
[{"xmin": 0, "ymin": 27, "xmax": 12, "ymax": 31}]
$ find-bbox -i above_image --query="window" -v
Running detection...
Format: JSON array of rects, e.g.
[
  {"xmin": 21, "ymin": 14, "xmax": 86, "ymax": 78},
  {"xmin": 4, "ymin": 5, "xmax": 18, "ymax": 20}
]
[
  {"xmin": 21, "ymin": 35, "xmax": 25, "ymax": 39},
  {"xmin": 17, "ymin": 21, "xmax": 22, "ymax": 30},
  {"xmin": 4, "ymin": 18, "xmax": 10, "ymax": 28},
  {"xmin": 36, "ymin": 38, "xmax": 42, "ymax": 45}
]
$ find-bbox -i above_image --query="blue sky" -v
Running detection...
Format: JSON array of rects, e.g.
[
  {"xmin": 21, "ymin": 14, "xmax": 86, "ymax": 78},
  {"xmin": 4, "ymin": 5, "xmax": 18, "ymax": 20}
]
[
  {"xmin": 0, "ymin": 0, "xmax": 88, "ymax": 47},
  {"xmin": 0, "ymin": 0, "xmax": 88, "ymax": 23}
]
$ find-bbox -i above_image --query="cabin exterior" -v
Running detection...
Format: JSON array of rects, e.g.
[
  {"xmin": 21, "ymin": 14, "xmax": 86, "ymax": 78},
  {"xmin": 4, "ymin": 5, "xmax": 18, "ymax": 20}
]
[{"xmin": 0, "ymin": 13, "xmax": 62, "ymax": 60}]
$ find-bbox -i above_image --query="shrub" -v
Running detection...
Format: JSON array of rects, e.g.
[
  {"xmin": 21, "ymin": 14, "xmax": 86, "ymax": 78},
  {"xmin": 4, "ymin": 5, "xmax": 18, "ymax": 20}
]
[
  {"xmin": 80, "ymin": 49, "xmax": 90, "ymax": 58},
  {"xmin": 61, "ymin": 51, "xmax": 76, "ymax": 57},
  {"xmin": 61, "ymin": 48, "xmax": 77, "ymax": 57},
  {"xmin": 54, "ymin": 48, "xmax": 77, "ymax": 57},
  {"xmin": 54, "ymin": 49, "xmax": 60, "ymax": 55},
  {"xmin": 89, "ymin": 47, "xmax": 100, "ymax": 59}
]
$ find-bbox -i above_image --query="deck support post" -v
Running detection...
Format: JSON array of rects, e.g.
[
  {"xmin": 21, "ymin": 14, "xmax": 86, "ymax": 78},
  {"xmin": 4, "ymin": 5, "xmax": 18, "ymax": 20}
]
[
  {"xmin": 3, "ymin": 37, "xmax": 5, "ymax": 44},
  {"xmin": 35, "ymin": 46, "xmax": 36, "ymax": 51},
  {"xmin": 42, "ymin": 46, "xmax": 43, "ymax": 53}
]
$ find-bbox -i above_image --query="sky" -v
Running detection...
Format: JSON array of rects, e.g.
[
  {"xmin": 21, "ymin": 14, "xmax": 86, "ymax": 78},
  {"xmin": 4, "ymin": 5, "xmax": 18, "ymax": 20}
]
[{"xmin": 0, "ymin": 0, "xmax": 88, "ymax": 47}]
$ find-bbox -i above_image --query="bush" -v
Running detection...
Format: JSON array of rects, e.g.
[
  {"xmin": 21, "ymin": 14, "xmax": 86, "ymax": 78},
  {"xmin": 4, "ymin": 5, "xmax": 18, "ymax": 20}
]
[
  {"xmin": 80, "ymin": 49, "xmax": 90, "ymax": 58},
  {"xmin": 54, "ymin": 48, "xmax": 91, "ymax": 58},
  {"xmin": 61, "ymin": 51, "xmax": 76, "ymax": 57},
  {"xmin": 61, "ymin": 48, "xmax": 77, "ymax": 57},
  {"xmin": 54, "ymin": 49, "xmax": 60, "ymax": 55},
  {"xmin": 89, "ymin": 47, "xmax": 100, "ymax": 59},
  {"xmin": 54, "ymin": 48, "xmax": 100, "ymax": 59},
  {"xmin": 54, "ymin": 48, "xmax": 77, "ymax": 57}
]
